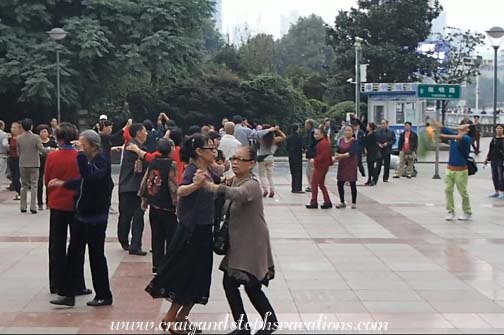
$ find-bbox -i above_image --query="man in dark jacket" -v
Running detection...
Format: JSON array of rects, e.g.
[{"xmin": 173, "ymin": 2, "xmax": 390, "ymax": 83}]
[
  {"xmin": 118, "ymin": 123, "xmax": 148, "ymax": 255},
  {"xmin": 352, "ymin": 120, "xmax": 366, "ymax": 177},
  {"xmin": 394, "ymin": 122, "xmax": 418, "ymax": 179},
  {"xmin": 304, "ymin": 119, "xmax": 317, "ymax": 192},
  {"xmin": 287, "ymin": 123, "xmax": 304, "ymax": 193},
  {"xmin": 376, "ymin": 120, "xmax": 396, "ymax": 183}
]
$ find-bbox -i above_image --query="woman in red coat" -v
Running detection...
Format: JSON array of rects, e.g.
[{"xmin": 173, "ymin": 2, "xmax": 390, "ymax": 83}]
[{"xmin": 306, "ymin": 127, "xmax": 333, "ymax": 209}]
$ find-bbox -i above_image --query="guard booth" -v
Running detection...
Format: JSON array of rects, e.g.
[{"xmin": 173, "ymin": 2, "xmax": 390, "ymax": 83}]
[{"xmin": 361, "ymin": 83, "xmax": 426, "ymax": 151}]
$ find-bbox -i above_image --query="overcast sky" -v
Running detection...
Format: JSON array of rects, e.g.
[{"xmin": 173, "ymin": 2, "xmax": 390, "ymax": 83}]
[{"xmin": 222, "ymin": 0, "xmax": 503, "ymax": 53}]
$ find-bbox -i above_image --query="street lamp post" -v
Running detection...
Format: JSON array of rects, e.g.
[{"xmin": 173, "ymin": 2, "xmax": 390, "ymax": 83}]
[
  {"xmin": 48, "ymin": 28, "xmax": 68, "ymax": 124},
  {"xmin": 486, "ymin": 27, "xmax": 504, "ymax": 132},
  {"xmin": 355, "ymin": 37, "xmax": 363, "ymax": 117}
]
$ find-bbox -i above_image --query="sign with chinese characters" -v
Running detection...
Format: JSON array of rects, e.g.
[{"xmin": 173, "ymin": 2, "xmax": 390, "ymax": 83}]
[{"xmin": 417, "ymin": 84, "xmax": 461, "ymax": 100}]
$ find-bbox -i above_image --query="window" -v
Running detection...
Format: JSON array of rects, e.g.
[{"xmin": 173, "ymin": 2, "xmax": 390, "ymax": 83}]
[
  {"xmin": 374, "ymin": 105, "xmax": 384, "ymax": 123},
  {"xmin": 396, "ymin": 103, "xmax": 405, "ymax": 124}
]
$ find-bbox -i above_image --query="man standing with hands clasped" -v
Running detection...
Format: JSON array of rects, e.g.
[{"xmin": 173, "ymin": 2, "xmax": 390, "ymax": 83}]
[
  {"xmin": 376, "ymin": 120, "xmax": 396, "ymax": 183},
  {"xmin": 394, "ymin": 122, "xmax": 418, "ymax": 179}
]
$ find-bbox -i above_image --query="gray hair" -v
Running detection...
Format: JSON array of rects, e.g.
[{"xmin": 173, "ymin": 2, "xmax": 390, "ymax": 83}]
[{"xmin": 80, "ymin": 129, "xmax": 102, "ymax": 150}]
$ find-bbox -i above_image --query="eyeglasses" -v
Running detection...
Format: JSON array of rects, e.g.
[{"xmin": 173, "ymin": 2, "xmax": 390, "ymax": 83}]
[
  {"xmin": 230, "ymin": 156, "xmax": 254, "ymax": 162},
  {"xmin": 200, "ymin": 147, "xmax": 217, "ymax": 151}
]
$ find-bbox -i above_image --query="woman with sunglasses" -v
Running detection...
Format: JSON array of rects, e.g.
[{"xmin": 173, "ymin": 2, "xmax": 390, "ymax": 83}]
[
  {"xmin": 202, "ymin": 146, "xmax": 277, "ymax": 334},
  {"xmin": 146, "ymin": 133, "xmax": 219, "ymax": 334}
]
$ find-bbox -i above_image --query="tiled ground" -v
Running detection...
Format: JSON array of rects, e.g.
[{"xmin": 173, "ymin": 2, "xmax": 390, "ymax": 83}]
[{"xmin": 1, "ymin": 159, "xmax": 504, "ymax": 334}]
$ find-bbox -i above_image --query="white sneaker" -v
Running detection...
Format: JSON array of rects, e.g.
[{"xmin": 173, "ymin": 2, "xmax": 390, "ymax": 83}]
[
  {"xmin": 458, "ymin": 213, "xmax": 472, "ymax": 221},
  {"xmin": 445, "ymin": 213, "xmax": 456, "ymax": 221}
]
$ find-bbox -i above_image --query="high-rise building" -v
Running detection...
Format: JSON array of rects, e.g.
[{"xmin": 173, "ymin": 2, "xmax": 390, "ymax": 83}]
[{"xmin": 213, "ymin": 0, "xmax": 223, "ymax": 33}]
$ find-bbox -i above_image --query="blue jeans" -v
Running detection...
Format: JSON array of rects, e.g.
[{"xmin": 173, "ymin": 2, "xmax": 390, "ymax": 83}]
[{"xmin": 491, "ymin": 161, "xmax": 504, "ymax": 192}]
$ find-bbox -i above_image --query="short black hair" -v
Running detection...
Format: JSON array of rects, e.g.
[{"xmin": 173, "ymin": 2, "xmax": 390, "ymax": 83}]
[
  {"xmin": 21, "ymin": 118, "xmax": 33, "ymax": 131},
  {"xmin": 98, "ymin": 120, "xmax": 113, "ymax": 131},
  {"xmin": 143, "ymin": 119, "xmax": 154, "ymax": 131},
  {"xmin": 55, "ymin": 122, "xmax": 79, "ymax": 145},
  {"xmin": 169, "ymin": 128, "xmax": 183, "ymax": 147},
  {"xmin": 188, "ymin": 125, "xmax": 201, "ymax": 136},
  {"xmin": 165, "ymin": 120, "xmax": 177, "ymax": 128},
  {"xmin": 208, "ymin": 131, "xmax": 221, "ymax": 141},
  {"xmin": 290, "ymin": 123, "xmax": 299, "ymax": 134},
  {"xmin": 36, "ymin": 124, "xmax": 50, "ymax": 134},
  {"xmin": 129, "ymin": 123, "xmax": 145, "ymax": 138},
  {"xmin": 156, "ymin": 138, "xmax": 172, "ymax": 157},
  {"xmin": 404, "ymin": 122, "xmax": 412, "ymax": 127},
  {"xmin": 232, "ymin": 115, "xmax": 243, "ymax": 124},
  {"xmin": 474, "ymin": 115, "xmax": 480, "ymax": 119}
]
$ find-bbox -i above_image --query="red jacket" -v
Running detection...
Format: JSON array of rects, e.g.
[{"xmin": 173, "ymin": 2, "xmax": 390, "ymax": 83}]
[
  {"xmin": 314, "ymin": 138, "xmax": 333, "ymax": 169},
  {"xmin": 45, "ymin": 146, "xmax": 80, "ymax": 211}
]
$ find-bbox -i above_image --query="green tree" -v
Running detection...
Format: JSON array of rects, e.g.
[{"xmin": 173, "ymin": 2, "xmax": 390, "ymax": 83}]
[
  {"xmin": 0, "ymin": 0, "xmax": 215, "ymax": 122},
  {"xmin": 276, "ymin": 15, "xmax": 335, "ymax": 75},
  {"xmin": 326, "ymin": 0, "xmax": 441, "ymax": 95},
  {"xmin": 238, "ymin": 34, "xmax": 275, "ymax": 75}
]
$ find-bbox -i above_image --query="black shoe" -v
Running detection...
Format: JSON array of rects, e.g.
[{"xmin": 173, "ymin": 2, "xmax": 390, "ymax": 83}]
[
  {"xmin": 129, "ymin": 249, "xmax": 147, "ymax": 256},
  {"xmin": 120, "ymin": 243, "xmax": 129, "ymax": 251},
  {"xmin": 50, "ymin": 296, "xmax": 75, "ymax": 307},
  {"xmin": 30, "ymin": 210, "xmax": 37, "ymax": 214},
  {"xmin": 305, "ymin": 203, "xmax": 318, "ymax": 209},
  {"xmin": 38, "ymin": 205, "xmax": 44, "ymax": 211},
  {"xmin": 393, "ymin": 176, "xmax": 400, "ymax": 179},
  {"xmin": 86, "ymin": 298, "xmax": 113, "ymax": 307},
  {"xmin": 305, "ymin": 187, "xmax": 311, "ymax": 192},
  {"xmin": 20, "ymin": 209, "xmax": 27, "ymax": 213},
  {"xmin": 74, "ymin": 289, "xmax": 92, "ymax": 296},
  {"xmin": 50, "ymin": 288, "xmax": 58, "ymax": 294},
  {"xmin": 254, "ymin": 328, "xmax": 277, "ymax": 335},
  {"xmin": 369, "ymin": 181, "xmax": 376, "ymax": 186},
  {"xmin": 383, "ymin": 179, "xmax": 389, "ymax": 183},
  {"xmin": 291, "ymin": 190, "xmax": 305, "ymax": 194},
  {"xmin": 321, "ymin": 203, "xmax": 333, "ymax": 209}
]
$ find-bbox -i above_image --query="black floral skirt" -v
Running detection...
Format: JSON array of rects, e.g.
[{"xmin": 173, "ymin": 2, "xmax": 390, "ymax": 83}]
[{"xmin": 145, "ymin": 224, "xmax": 213, "ymax": 305}]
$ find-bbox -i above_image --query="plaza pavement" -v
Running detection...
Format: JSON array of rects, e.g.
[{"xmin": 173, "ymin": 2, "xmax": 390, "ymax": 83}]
[{"xmin": 1, "ymin": 156, "xmax": 504, "ymax": 334}]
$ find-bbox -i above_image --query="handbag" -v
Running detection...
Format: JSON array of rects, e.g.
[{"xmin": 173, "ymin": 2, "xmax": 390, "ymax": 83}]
[
  {"xmin": 213, "ymin": 201, "xmax": 232, "ymax": 256},
  {"xmin": 457, "ymin": 141, "xmax": 478, "ymax": 176}
]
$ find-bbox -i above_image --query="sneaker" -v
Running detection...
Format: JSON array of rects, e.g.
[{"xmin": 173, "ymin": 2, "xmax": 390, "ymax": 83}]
[
  {"xmin": 498, "ymin": 194, "xmax": 504, "ymax": 200},
  {"xmin": 335, "ymin": 203, "xmax": 346, "ymax": 209},
  {"xmin": 445, "ymin": 212, "xmax": 456, "ymax": 221},
  {"xmin": 458, "ymin": 213, "xmax": 472, "ymax": 221},
  {"xmin": 351, "ymin": 204, "xmax": 357, "ymax": 209},
  {"xmin": 321, "ymin": 203, "xmax": 333, "ymax": 209},
  {"xmin": 489, "ymin": 193, "xmax": 499, "ymax": 198}
]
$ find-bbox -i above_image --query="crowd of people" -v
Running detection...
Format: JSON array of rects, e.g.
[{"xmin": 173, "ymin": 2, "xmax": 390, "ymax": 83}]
[{"xmin": 0, "ymin": 110, "xmax": 503, "ymax": 334}]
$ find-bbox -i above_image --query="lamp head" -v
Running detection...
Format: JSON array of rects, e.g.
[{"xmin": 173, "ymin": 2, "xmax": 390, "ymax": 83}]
[
  {"xmin": 48, "ymin": 28, "xmax": 67, "ymax": 41},
  {"xmin": 486, "ymin": 27, "xmax": 504, "ymax": 48}
]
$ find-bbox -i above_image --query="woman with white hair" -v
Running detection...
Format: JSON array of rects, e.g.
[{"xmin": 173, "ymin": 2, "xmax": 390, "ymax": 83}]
[{"xmin": 48, "ymin": 130, "xmax": 114, "ymax": 308}]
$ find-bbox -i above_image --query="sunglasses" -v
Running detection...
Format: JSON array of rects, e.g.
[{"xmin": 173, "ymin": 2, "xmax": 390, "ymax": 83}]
[{"xmin": 230, "ymin": 156, "xmax": 254, "ymax": 162}]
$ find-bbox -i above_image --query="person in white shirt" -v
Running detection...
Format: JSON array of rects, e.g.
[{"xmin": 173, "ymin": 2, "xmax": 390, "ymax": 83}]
[
  {"xmin": 218, "ymin": 122, "xmax": 242, "ymax": 178},
  {"xmin": 0, "ymin": 121, "xmax": 9, "ymax": 187}
]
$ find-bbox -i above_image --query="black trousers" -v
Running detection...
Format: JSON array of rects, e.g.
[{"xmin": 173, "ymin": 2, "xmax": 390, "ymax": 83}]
[
  {"xmin": 62, "ymin": 219, "xmax": 112, "ymax": 300},
  {"xmin": 49, "ymin": 210, "xmax": 86, "ymax": 294},
  {"xmin": 288, "ymin": 157, "xmax": 303, "ymax": 192},
  {"xmin": 376, "ymin": 152, "xmax": 392, "ymax": 182},
  {"xmin": 337, "ymin": 181, "xmax": 357, "ymax": 204},
  {"xmin": 223, "ymin": 273, "xmax": 278, "ymax": 331},
  {"xmin": 366, "ymin": 159, "xmax": 379, "ymax": 184},
  {"xmin": 7, "ymin": 157, "xmax": 20, "ymax": 194},
  {"xmin": 118, "ymin": 192, "xmax": 145, "ymax": 251},
  {"xmin": 357, "ymin": 154, "xmax": 366, "ymax": 177},
  {"xmin": 491, "ymin": 161, "xmax": 504, "ymax": 192},
  {"xmin": 149, "ymin": 207, "xmax": 177, "ymax": 270},
  {"xmin": 37, "ymin": 163, "xmax": 46, "ymax": 206}
]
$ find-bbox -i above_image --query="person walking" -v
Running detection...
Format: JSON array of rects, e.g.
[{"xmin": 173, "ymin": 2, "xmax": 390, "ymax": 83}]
[
  {"xmin": 363, "ymin": 122, "xmax": 381, "ymax": 186},
  {"xmin": 306, "ymin": 127, "xmax": 333, "ymax": 209},
  {"xmin": 8, "ymin": 121, "xmax": 22, "ymax": 200},
  {"xmin": 334, "ymin": 126, "xmax": 359, "ymax": 209},
  {"xmin": 304, "ymin": 119, "xmax": 317, "ymax": 192},
  {"xmin": 257, "ymin": 125, "xmax": 286, "ymax": 198},
  {"xmin": 133, "ymin": 139, "xmax": 179, "ymax": 274},
  {"xmin": 472, "ymin": 115, "xmax": 482, "ymax": 155},
  {"xmin": 351, "ymin": 120, "xmax": 366, "ymax": 178},
  {"xmin": 16, "ymin": 118, "xmax": 53, "ymax": 214},
  {"xmin": 36, "ymin": 124, "xmax": 58, "ymax": 211},
  {"xmin": 434, "ymin": 122, "xmax": 473, "ymax": 221},
  {"xmin": 376, "ymin": 120, "xmax": 396, "ymax": 183},
  {"xmin": 45, "ymin": 123, "xmax": 90, "ymax": 297},
  {"xmin": 49, "ymin": 130, "xmax": 114, "ymax": 307},
  {"xmin": 485, "ymin": 124, "xmax": 504, "ymax": 199},
  {"xmin": 118, "ymin": 123, "xmax": 149, "ymax": 256},
  {"xmin": 394, "ymin": 122, "xmax": 418, "ymax": 180},
  {"xmin": 219, "ymin": 122, "xmax": 242, "ymax": 178},
  {"xmin": 286, "ymin": 123, "xmax": 304, "ymax": 193},
  {"xmin": 203, "ymin": 146, "xmax": 278, "ymax": 334},
  {"xmin": 0, "ymin": 121, "xmax": 9, "ymax": 189},
  {"xmin": 146, "ymin": 134, "xmax": 219, "ymax": 335}
]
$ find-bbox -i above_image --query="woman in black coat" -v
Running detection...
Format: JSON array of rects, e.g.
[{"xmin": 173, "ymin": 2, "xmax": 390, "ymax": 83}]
[
  {"xmin": 363, "ymin": 122, "xmax": 381, "ymax": 186},
  {"xmin": 286, "ymin": 123, "xmax": 304, "ymax": 193}
]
